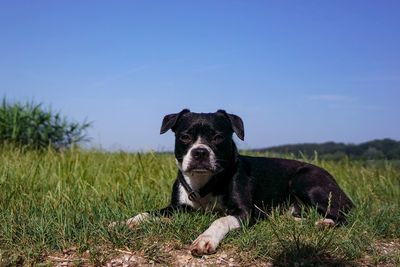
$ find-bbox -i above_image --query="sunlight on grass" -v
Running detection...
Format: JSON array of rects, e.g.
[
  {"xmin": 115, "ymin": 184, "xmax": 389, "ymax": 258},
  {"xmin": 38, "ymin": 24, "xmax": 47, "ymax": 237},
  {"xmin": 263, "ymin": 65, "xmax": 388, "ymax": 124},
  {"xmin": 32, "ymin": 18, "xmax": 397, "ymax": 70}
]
[{"xmin": 0, "ymin": 147, "xmax": 399, "ymax": 265}]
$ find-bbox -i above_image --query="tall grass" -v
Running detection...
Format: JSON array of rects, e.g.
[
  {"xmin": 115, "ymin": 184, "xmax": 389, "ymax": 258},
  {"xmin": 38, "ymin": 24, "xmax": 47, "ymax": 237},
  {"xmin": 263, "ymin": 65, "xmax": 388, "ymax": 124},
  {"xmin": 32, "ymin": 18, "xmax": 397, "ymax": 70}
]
[
  {"xmin": 0, "ymin": 148, "xmax": 399, "ymax": 265},
  {"xmin": 0, "ymin": 98, "xmax": 91, "ymax": 150}
]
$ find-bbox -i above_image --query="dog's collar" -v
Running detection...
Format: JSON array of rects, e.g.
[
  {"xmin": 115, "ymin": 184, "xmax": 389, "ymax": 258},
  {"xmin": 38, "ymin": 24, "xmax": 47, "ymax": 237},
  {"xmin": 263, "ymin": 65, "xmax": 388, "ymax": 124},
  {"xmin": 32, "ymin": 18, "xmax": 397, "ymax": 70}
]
[{"xmin": 178, "ymin": 173, "xmax": 215, "ymax": 202}]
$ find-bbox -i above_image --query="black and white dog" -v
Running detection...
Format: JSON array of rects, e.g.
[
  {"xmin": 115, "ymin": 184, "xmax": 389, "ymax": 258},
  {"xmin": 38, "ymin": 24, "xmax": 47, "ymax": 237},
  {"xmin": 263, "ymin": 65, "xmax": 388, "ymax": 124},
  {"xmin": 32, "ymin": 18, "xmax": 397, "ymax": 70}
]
[{"xmin": 125, "ymin": 109, "xmax": 354, "ymax": 256}]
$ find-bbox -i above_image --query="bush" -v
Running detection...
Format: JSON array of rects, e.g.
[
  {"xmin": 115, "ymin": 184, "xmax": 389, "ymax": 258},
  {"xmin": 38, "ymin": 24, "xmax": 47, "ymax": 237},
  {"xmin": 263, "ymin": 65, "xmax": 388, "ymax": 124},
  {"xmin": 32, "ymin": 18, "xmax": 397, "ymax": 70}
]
[{"xmin": 0, "ymin": 98, "xmax": 91, "ymax": 150}]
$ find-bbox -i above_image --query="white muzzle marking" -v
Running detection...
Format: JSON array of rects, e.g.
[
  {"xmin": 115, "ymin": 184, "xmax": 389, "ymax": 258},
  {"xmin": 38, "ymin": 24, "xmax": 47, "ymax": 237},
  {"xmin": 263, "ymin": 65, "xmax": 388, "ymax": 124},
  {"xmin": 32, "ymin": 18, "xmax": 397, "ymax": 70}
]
[{"xmin": 180, "ymin": 137, "xmax": 217, "ymax": 174}]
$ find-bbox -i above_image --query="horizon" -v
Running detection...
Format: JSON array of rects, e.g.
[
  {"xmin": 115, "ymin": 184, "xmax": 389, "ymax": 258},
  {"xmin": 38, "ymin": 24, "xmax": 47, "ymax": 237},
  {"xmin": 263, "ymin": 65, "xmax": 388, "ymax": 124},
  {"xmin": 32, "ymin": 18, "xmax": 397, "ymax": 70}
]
[
  {"xmin": 113, "ymin": 140, "xmax": 399, "ymax": 158},
  {"xmin": 128, "ymin": 137, "xmax": 399, "ymax": 153},
  {"xmin": 1, "ymin": 1, "xmax": 400, "ymax": 151}
]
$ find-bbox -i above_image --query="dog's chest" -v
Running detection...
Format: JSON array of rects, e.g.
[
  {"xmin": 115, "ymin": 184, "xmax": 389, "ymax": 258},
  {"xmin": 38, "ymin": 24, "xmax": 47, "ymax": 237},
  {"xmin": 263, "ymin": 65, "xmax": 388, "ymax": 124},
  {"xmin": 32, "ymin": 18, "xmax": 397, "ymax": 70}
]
[{"xmin": 177, "ymin": 184, "xmax": 224, "ymax": 211}]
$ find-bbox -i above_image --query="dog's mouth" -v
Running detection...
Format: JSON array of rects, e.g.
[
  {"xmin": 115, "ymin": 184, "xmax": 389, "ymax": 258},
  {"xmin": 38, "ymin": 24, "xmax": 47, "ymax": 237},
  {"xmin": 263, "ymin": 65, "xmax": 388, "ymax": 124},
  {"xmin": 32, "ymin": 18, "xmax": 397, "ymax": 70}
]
[
  {"xmin": 190, "ymin": 168, "xmax": 211, "ymax": 174},
  {"xmin": 186, "ymin": 165, "xmax": 215, "ymax": 176}
]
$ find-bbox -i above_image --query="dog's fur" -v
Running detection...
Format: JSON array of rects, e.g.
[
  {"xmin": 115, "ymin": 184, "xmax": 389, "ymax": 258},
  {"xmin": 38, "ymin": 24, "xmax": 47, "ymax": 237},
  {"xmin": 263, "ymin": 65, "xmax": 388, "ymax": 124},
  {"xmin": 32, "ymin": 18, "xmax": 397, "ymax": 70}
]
[{"xmin": 125, "ymin": 109, "xmax": 354, "ymax": 256}]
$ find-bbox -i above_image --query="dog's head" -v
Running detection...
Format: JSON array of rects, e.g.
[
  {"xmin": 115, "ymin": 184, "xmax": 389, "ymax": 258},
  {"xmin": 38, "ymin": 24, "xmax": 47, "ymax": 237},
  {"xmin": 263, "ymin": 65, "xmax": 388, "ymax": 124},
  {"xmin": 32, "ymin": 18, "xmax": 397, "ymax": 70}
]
[{"xmin": 160, "ymin": 109, "xmax": 244, "ymax": 177}]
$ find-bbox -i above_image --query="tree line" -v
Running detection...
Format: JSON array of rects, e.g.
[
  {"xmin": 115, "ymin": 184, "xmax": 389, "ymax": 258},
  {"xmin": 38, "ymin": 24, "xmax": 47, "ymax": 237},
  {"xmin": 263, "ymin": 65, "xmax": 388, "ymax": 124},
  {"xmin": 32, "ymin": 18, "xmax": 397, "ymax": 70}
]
[{"xmin": 256, "ymin": 139, "xmax": 400, "ymax": 160}]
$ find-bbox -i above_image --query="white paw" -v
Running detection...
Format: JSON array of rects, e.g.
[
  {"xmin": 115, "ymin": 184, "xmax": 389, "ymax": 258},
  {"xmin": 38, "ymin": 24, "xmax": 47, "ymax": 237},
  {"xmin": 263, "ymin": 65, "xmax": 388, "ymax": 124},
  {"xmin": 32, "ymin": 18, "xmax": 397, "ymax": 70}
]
[
  {"xmin": 293, "ymin": 216, "xmax": 304, "ymax": 222},
  {"xmin": 190, "ymin": 234, "xmax": 219, "ymax": 256},
  {"xmin": 108, "ymin": 212, "xmax": 150, "ymax": 229},
  {"xmin": 126, "ymin": 212, "xmax": 150, "ymax": 229},
  {"xmin": 315, "ymin": 218, "xmax": 335, "ymax": 229}
]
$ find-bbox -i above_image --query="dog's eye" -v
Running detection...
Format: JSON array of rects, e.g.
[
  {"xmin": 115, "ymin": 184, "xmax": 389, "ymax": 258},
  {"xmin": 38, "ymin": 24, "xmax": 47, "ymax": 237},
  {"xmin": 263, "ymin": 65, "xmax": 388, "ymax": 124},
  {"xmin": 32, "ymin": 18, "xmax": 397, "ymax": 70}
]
[
  {"xmin": 179, "ymin": 134, "xmax": 192, "ymax": 143},
  {"xmin": 213, "ymin": 134, "xmax": 225, "ymax": 143}
]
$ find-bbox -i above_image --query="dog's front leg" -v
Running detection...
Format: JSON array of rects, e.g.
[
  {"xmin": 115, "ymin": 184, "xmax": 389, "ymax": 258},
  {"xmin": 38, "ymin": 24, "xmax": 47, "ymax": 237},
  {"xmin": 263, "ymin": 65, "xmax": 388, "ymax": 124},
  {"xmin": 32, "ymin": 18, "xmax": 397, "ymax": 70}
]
[{"xmin": 190, "ymin": 215, "xmax": 241, "ymax": 256}]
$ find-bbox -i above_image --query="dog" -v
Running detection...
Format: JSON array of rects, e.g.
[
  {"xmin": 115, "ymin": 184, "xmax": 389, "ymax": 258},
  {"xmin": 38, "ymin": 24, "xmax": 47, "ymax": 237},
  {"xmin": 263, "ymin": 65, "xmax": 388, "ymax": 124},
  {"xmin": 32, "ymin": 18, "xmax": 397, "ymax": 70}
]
[{"xmin": 124, "ymin": 109, "xmax": 354, "ymax": 256}]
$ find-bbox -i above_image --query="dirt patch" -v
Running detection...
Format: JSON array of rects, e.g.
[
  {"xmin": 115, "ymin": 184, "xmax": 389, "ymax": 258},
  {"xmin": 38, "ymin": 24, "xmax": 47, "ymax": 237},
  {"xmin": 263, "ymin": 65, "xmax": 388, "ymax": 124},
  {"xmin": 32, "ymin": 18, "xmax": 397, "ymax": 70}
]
[
  {"xmin": 108, "ymin": 249, "xmax": 249, "ymax": 266},
  {"xmin": 358, "ymin": 239, "xmax": 400, "ymax": 267},
  {"xmin": 45, "ymin": 245, "xmax": 272, "ymax": 266},
  {"xmin": 44, "ymin": 239, "xmax": 399, "ymax": 266},
  {"xmin": 375, "ymin": 239, "xmax": 400, "ymax": 256}
]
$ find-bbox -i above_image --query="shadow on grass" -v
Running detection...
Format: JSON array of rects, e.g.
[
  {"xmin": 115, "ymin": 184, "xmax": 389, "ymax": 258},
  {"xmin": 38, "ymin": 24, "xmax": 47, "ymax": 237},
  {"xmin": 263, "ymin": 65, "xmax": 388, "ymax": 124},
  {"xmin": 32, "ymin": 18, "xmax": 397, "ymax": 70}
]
[{"xmin": 272, "ymin": 243, "xmax": 353, "ymax": 267}]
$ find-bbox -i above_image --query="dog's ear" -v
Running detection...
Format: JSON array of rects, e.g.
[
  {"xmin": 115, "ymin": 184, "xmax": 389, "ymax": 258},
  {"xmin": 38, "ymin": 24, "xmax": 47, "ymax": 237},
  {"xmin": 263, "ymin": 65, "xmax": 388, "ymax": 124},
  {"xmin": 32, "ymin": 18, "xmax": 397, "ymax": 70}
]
[
  {"xmin": 217, "ymin": 110, "xmax": 245, "ymax": 140},
  {"xmin": 160, "ymin": 109, "xmax": 190, "ymax": 134}
]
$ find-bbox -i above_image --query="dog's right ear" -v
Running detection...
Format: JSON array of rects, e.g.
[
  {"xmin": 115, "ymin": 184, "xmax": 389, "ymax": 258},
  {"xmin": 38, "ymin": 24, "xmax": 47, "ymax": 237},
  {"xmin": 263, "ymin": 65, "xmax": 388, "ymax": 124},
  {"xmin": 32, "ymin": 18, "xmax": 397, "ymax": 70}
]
[{"xmin": 160, "ymin": 109, "xmax": 190, "ymax": 134}]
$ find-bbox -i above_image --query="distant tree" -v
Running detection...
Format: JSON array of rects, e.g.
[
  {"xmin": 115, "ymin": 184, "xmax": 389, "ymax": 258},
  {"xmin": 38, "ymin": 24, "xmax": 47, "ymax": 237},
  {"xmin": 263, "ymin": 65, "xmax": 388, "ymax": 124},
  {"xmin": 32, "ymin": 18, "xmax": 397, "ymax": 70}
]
[{"xmin": 0, "ymin": 98, "xmax": 91, "ymax": 150}]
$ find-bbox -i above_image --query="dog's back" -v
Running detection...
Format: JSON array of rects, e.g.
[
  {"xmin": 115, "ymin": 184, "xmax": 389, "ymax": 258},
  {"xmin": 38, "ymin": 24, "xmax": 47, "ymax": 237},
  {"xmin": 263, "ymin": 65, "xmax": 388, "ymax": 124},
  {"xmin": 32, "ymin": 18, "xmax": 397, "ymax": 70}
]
[{"xmin": 240, "ymin": 155, "xmax": 354, "ymax": 223}]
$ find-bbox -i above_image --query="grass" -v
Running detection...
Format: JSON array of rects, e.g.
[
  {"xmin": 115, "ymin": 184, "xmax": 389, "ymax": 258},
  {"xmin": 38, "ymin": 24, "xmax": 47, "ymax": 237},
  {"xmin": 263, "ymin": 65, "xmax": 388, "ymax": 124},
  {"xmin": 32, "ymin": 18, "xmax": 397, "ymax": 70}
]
[{"xmin": 0, "ymin": 147, "xmax": 399, "ymax": 266}]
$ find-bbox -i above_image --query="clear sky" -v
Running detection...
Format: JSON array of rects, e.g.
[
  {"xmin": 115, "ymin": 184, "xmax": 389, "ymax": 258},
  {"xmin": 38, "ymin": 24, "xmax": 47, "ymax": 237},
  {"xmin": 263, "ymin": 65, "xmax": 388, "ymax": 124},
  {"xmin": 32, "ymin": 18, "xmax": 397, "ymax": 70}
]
[{"xmin": 1, "ymin": 1, "xmax": 399, "ymax": 151}]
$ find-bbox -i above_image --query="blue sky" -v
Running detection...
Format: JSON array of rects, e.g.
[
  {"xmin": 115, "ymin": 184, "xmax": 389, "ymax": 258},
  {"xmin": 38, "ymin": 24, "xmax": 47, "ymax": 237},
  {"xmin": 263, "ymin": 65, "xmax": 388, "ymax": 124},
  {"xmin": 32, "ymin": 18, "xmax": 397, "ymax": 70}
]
[{"xmin": 1, "ymin": 1, "xmax": 399, "ymax": 151}]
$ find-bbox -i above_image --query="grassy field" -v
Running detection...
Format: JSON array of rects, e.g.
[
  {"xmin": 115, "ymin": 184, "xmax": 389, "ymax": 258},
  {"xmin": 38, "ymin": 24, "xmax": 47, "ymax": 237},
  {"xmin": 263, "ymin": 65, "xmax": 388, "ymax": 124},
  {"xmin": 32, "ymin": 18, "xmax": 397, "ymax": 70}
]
[{"xmin": 0, "ymin": 147, "xmax": 399, "ymax": 266}]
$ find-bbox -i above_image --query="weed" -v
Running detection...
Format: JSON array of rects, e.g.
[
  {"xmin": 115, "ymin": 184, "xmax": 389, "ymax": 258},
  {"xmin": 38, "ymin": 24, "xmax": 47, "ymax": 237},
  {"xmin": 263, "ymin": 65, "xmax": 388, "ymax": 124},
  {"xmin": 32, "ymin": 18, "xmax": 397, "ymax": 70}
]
[{"xmin": 0, "ymin": 98, "xmax": 91, "ymax": 150}]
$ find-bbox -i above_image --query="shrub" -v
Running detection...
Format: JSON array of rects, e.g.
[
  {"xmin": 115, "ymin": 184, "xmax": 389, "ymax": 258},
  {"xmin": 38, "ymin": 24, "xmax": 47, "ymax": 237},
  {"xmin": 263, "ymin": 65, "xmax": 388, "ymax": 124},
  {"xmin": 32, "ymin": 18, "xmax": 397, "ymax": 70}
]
[{"xmin": 0, "ymin": 98, "xmax": 91, "ymax": 150}]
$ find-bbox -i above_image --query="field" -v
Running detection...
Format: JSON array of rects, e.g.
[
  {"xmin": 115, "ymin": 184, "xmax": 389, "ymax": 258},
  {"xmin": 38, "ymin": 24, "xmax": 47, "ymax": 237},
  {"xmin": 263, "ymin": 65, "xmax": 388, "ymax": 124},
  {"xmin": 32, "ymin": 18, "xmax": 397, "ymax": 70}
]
[{"xmin": 0, "ymin": 147, "xmax": 399, "ymax": 266}]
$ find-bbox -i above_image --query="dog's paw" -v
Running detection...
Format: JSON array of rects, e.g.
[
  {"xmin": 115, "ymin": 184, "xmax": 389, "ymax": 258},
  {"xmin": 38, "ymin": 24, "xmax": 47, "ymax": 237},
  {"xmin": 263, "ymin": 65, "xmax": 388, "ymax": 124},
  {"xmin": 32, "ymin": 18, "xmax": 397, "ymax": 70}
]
[
  {"xmin": 293, "ymin": 216, "xmax": 304, "ymax": 222},
  {"xmin": 108, "ymin": 213, "xmax": 150, "ymax": 229},
  {"xmin": 126, "ymin": 212, "xmax": 150, "ymax": 229},
  {"xmin": 315, "ymin": 218, "xmax": 335, "ymax": 229},
  {"xmin": 190, "ymin": 234, "xmax": 218, "ymax": 256}
]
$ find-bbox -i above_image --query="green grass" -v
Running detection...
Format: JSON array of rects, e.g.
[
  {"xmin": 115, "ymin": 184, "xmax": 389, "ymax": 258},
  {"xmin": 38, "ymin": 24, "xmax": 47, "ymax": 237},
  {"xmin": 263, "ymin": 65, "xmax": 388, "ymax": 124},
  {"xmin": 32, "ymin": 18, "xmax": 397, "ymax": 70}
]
[{"xmin": 0, "ymin": 147, "xmax": 399, "ymax": 266}]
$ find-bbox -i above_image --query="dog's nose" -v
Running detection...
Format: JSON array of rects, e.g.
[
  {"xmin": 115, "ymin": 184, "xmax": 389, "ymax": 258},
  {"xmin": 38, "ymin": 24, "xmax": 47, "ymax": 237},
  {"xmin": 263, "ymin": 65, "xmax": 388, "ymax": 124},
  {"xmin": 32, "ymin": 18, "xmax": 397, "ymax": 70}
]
[{"xmin": 191, "ymin": 147, "xmax": 209, "ymax": 161}]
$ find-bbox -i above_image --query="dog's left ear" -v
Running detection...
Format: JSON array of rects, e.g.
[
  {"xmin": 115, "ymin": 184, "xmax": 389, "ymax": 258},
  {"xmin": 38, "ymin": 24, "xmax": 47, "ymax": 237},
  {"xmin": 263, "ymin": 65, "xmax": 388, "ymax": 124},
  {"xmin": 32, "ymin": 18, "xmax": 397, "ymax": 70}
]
[
  {"xmin": 160, "ymin": 109, "xmax": 190, "ymax": 134},
  {"xmin": 217, "ymin": 110, "xmax": 245, "ymax": 141}
]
